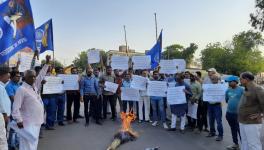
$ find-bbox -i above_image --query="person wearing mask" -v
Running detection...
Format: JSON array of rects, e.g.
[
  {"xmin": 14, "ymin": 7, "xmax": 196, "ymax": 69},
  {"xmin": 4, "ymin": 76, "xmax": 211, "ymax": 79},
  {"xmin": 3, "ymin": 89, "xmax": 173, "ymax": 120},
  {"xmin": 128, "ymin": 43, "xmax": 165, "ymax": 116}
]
[
  {"xmin": 168, "ymin": 73, "xmax": 192, "ymax": 134},
  {"xmin": 66, "ymin": 67, "xmax": 81, "ymax": 123},
  {"xmin": 100, "ymin": 66, "xmax": 116, "ymax": 121},
  {"xmin": 150, "ymin": 71, "xmax": 168, "ymax": 129},
  {"xmin": 5, "ymin": 70, "xmax": 21, "ymax": 149},
  {"xmin": 138, "ymin": 70, "xmax": 151, "ymax": 123},
  {"xmin": 80, "ymin": 65, "xmax": 99, "ymax": 126},
  {"xmin": 206, "ymin": 74, "xmax": 224, "ymax": 141},
  {"xmin": 189, "ymin": 73, "xmax": 202, "ymax": 132},
  {"xmin": 0, "ymin": 66, "xmax": 11, "ymax": 150},
  {"xmin": 121, "ymin": 71, "xmax": 133, "ymax": 113},
  {"xmin": 225, "ymin": 76, "xmax": 243, "ymax": 150},
  {"xmin": 238, "ymin": 72, "xmax": 264, "ymax": 150}
]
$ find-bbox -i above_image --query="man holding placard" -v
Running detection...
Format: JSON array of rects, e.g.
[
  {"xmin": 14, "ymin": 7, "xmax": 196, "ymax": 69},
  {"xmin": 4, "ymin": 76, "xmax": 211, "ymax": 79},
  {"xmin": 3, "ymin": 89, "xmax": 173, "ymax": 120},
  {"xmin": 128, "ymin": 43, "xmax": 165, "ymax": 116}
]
[
  {"xmin": 66, "ymin": 67, "xmax": 81, "ymax": 123},
  {"xmin": 138, "ymin": 70, "xmax": 151, "ymax": 123},
  {"xmin": 121, "ymin": 71, "xmax": 134, "ymax": 113},
  {"xmin": 100, "ymin": 66, "xmax": 117, "ymax": 121},
  {"xmin": 149, "ymin": 71, "xmax": 168, "ymax": 129},
  {"xmin": 168, "ymin": 73, "xmax": 192, "ymax": 133},
  {"xmin": 80, "ymin": 65, "xmax": 99, "ymax": 126},
  {"xmin": 205, "ymin": 75, "xmax": 224, "ymax": 141}
]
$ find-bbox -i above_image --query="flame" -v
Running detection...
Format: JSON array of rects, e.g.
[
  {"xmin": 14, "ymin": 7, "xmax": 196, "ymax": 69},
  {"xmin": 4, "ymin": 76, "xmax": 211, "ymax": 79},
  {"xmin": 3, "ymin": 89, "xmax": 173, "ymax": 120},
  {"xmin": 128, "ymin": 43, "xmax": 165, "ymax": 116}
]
[{"xmin": 120, "ymin": 112, "xmax": 136, "ymax": 132}]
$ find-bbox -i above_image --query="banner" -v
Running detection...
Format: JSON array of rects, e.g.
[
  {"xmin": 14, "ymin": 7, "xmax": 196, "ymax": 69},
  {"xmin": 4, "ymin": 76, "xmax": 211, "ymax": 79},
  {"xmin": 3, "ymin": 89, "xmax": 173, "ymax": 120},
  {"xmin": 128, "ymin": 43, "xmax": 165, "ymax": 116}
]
[
  {"xmin": 131, "ymin": 75, "xmax": 148, "ymax": 90},
  {"xmin": 0, "ymin": 0, "xmax": 36, "ymax": 64},
  {"xmin": 147, "ymin": 81, "xmax": 167, "ymax": 97},
  {"xmin": 111, "ymin": 56, "xmax": 129, "ymax": 70},
  {"xmin": 167, "ymin": 86, "xmax": 186, "ymax": 104},
  {"xmin": 132, "ymin": 55, "xmax": 151, "ymax": 70},
  {"xmin": 121, "ymin": 88, "xmax": 140, "ymax": 101},
  {"xmin": 35, "ymin": 19, "xmax": 53, "ymax": 53},
  {"xmin": 43, "ymin": 76, "xmax": 63, "ymax": 94},
  {"xmin": 202, "ymin": 84, "xmax": 227, "ymax": 102},
  {"xmin": 57, "ymin": 74, "xmax": 79, "ymax": 90},
  {"xmin": 87, "ymin": 49, "xmax": 100, "ymax": 64}
]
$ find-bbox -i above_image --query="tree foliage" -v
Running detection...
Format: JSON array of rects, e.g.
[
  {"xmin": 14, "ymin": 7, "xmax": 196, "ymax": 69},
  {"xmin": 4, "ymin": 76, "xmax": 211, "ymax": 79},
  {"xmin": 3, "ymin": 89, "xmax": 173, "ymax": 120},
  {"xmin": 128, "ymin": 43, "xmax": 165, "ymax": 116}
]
[
  {"xmin": 72, "ymin": 50, "xmax": 107, "ymax": 71},
  {"xmin": 201, "ymin": 30, "xmax": 264, "ymax": 75},
  {"xmin": 250, "ymin": 0, "xmax": 264, "ymax": 31},
  {"xmin": 162, "ymin": 43, "xmax": 198, "ymax": 67}
]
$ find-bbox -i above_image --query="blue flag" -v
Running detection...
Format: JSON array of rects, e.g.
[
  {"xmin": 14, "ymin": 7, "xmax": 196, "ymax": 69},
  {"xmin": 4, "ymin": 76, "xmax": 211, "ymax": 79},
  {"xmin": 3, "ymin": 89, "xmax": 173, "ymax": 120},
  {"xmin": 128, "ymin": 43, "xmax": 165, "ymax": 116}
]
[
  {"xmin": 0, "ymin": 0, "xmax": 36, "ymax": 64},
  {"xmin": 35, "ymin": 19, "xmax": 53, "ymax": 54},
  {"xmin": 147, "ymin": 31, "xmax": 162, "ymax": 69}
]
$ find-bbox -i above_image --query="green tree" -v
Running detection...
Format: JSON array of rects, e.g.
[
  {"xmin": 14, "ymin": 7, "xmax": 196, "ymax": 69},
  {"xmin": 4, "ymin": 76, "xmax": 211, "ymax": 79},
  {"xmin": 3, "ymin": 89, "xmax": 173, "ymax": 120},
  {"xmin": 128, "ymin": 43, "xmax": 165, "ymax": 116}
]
[
  {"xmin": 250, "ymin": 0, "xmax": 264, "ymax": 31},
  {"xmin": 72, "ymin": 50, "xmax": 107, "ymax": 71},
  {"xmin": 162, "ymin": 43, "xmax": 198, "ymax": 67},
  {"xmin": 201, "ymin": 30, "xmax": 264, "ymax": 75}
]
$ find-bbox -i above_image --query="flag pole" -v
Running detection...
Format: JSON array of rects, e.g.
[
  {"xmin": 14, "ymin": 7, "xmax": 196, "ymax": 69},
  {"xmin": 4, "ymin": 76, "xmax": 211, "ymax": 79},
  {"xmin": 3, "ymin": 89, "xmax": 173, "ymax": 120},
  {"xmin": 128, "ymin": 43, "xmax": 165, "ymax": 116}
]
[
  {"xmin": 154, "ymin": 13, "xmax": 158, "ymax": 41},
  {"xmin": 123, "ymin": 25, "xmax": 129, "ymax": 56}
]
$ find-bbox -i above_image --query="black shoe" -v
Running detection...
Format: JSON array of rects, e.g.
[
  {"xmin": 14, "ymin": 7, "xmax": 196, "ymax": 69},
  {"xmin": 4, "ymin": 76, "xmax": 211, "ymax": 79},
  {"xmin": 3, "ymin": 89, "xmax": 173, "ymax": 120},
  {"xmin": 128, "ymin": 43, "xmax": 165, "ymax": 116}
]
[
  {"xmin": 180, "ymin": 129, "xmax": 185, "ymax": 134},
  {"xmin": 73, "ymin": 120, "xmax": 79, "ymax": 123},
  {"xmin": 167, "ymin": 128, "xmax": 176, "ymax": 131},
  {"xmin": 203, "ymin": 128, "xmax": 209, "ymax": 132},
  {"xmin": 58, "ymin": 122, "xmax": 65, "ymax": 126},
  {"xmin": 215, "ymin": 136, "xmax": 223, "ymax": 141},
  {"xmin": 85, "ymin": 122, "xmax": 89, "ymax": 127},
  {"xmin": 96, "ymin": 120, "xmax": 102, "ymax": 125},
  {"xmin": 111, "ymin": 117, "xmax": 116, "ymax": 121},
  {"xmin": 206, "ymin": 133, "xmax": 216, "ymax": 137},
  {"xmin": 45, "ymin": 127, "xmax": 55, "ymax": 130},
  {"xmin": 78, "ymin": 115, "xmax": 84, "ymax": 119}
]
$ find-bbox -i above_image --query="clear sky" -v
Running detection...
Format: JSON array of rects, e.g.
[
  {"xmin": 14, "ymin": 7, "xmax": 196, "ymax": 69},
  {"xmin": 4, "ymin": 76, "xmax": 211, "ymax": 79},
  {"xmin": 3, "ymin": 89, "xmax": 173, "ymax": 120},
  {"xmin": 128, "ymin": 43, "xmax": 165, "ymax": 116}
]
[{"xmin": 29, "ymin": 0, "xmax": 255, "ymax": 65}]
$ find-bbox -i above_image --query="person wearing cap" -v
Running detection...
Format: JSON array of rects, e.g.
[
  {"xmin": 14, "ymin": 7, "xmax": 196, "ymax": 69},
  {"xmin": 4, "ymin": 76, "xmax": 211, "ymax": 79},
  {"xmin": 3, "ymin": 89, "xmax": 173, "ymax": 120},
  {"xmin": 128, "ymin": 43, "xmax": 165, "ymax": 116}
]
[
  {"xmin": 225, "ymin": 76, "xmax": 244, "ymax": 150},
  {"xmin": 80, "ymin": 65, "xmax": 99, "ymax": 126},
  {"xmin": 238, "ymin": 72, "xmax": 264, "ymax": 150},
  {"xmin": 206, "ymin": 74, "xmax": 224, "ymax": 141}
]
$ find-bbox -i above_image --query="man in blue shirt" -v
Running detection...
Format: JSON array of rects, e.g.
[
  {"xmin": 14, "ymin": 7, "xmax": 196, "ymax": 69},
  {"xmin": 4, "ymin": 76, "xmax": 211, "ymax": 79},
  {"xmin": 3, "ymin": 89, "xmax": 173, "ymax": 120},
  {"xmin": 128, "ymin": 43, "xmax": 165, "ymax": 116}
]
[
  {"xmin": 5, "ymin": 70, "xmax": 21, "ymax": 150},
  {"xmin": 80, "ymin": 65, "xmax": 99, "ymax": 126},
  {"xmin": 225, "ymin": 76, "xmax": 244, "ymax": 150},
  {"xmin": 5, "ymin": 70, "xmax": 21, "ymax": 102}
]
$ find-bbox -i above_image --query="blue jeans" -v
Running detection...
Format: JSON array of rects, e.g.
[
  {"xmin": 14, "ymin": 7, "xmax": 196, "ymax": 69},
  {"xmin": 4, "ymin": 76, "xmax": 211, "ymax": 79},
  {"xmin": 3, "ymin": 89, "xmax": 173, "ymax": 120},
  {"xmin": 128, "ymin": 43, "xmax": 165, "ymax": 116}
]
[
  {"xmin": 43, "ymin": 97, "xmax": 57, "ymax": 127},
  {"xmin": 151, "ymin": 98, "xmax": 166, "ymax": 123},
  {"xmin": 208, "ymin": 104, "xmax": 223, "ymax": 137},
  {"xmin": 56, "ymin": 94, "xmax": 66, "ymax": 123},
  {"xmin": 226, "ymin": 112, "xmax": 240, "ymax": 144}
]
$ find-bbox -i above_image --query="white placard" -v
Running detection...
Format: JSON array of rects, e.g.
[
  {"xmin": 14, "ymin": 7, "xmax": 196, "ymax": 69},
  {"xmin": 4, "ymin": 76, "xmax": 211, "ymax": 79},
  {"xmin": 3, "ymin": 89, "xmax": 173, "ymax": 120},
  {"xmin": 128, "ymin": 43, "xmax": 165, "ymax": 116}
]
[
  {"xmin": 121, "ymin": 88, "xmax": 140, "ymax": 101},
  {"xmin": 87, "ymin": 50, "xmax": 100, "ymax": 64},
  {"xmin": 174, "ymin": 59, "xmax": 186, "ymax": 73},
  {"xmin": 57, "ymin": 74, "xmax": 79, "ymax": 90},
  {"xmin": 18, "ymin": 53, "xmax": 34, "ymax": 72},
  {"xmin": 104, "ymin": 81, "xmax": 119, "ymax": 93},
  {"xmin": 159, "ymin": 60, "xmax": 177, "ymax": 74},
  {"xmin": 131, "ymin": 75, "xmax": 148, "ymax": 90},
  {"xmin": 132, "ymin": 56, "xmax": 151, "ymax": 70},
  {"xmin": 187, "ymin": 102, "xmax": 198, "ymax": 119},
  {"xmin": 111, "ymin": 56, "xmax": 129, "ymax": 70},
  {"xmin": 147, "ymin": 81, "xmax": 167, "ymax": 97},
  {"xmin": 167, "ymin": 86, "xmax": 186, "ymax": 104},
  {"xmin": 43, "ymin": 76, "xmax": 64, "ymax": 94},
  {"xmin": 202, "ymin": 84, "xmax": 227, "ymax": 102}
]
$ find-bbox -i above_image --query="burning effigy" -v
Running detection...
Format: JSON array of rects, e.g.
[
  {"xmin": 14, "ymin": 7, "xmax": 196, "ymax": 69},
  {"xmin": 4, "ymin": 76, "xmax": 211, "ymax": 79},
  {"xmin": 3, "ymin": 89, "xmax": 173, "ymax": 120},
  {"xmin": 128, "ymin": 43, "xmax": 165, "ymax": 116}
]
[{"xmin": 107, "ymin": 112, "xmax": 138, "ymax": 150}]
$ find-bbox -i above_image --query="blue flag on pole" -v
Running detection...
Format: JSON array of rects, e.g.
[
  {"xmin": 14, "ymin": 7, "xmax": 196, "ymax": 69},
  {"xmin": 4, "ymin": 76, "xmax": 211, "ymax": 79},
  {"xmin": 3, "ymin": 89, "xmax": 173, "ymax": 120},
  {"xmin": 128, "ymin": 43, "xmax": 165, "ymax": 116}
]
[
  {"xmin": 146, "ymin": 30, "xmax": 162, "ymax": 69},
  {"xmin": 0, "ymin": 0, "xmax": 36, "ymax": 64},
  {"xmin": 35, "ymin": 19, "xmax": 53, "ymax": 54}
]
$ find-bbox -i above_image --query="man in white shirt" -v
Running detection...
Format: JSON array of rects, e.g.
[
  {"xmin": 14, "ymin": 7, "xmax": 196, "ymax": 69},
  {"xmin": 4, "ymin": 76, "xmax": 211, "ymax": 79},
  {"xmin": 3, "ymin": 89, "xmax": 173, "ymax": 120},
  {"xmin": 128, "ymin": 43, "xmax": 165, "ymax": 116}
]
[{"xmin": 0, "ymin": 65, "xmax": 11, "ymax": 150}]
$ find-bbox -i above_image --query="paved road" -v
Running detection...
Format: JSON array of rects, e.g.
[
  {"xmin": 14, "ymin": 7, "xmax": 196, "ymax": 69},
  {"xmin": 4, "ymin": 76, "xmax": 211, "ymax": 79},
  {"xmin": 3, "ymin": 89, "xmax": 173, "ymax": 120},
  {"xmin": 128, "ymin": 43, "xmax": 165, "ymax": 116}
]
[{"xmin": 38, "ymin": 105, "xmax": 235, "ymax": 150}]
